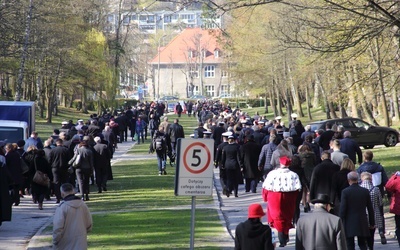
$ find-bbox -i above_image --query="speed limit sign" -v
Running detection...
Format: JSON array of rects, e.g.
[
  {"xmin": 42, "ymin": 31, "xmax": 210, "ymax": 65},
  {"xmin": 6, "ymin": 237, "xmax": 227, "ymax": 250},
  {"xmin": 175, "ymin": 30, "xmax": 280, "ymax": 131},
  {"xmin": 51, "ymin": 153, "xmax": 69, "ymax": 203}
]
[{"xmin": 175, "ymin": 139, "xmax": 214, "ymax": 196}]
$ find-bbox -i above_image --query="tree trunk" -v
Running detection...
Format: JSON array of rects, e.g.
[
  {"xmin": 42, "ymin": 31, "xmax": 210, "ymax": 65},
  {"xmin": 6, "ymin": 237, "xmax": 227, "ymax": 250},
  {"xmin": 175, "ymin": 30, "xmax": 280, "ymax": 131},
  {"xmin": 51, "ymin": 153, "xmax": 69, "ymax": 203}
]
[
  {"xmin": 269, "ymin": 89, "xmax": 277, "ymax": 117},
  {"xmin": 264, "ymin": 90, "xmax": 268, "ymax": 114},
  {"xmin": 317, "ymin": 74, "xmax": 331, "ymax": 119},
  {"xmin": 306, "ymin": 83, "xmax": 312, "ymax": 120},
  {"xmin": 313, "ymin": 73, "xmax": 320, "ymax": 108},
  {"xmin": 353, "ymin": 66, "xmax": 378, "ymax": 125},
  {"xmin": 392, "ymin": 81, "xmax": 399, "ymax": 121},
  {"xmin": 82, "ymin": 85, "xmax": 88, "ymax": 114},
  {"xmin": 16, "ymin": 0, "xmax": 33, "ymax": 101}
]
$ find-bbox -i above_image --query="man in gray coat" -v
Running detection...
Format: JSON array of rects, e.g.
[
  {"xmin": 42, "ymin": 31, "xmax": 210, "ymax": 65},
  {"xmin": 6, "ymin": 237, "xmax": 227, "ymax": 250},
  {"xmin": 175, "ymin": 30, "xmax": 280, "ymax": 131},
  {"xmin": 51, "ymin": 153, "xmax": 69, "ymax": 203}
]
[
  {"xmin": 53, "ymin": 183, "xmax": 92, "ymax": 250},
  {"xmin": 296, "ymin": 193, "xmax": 347, "ymax": 250}
]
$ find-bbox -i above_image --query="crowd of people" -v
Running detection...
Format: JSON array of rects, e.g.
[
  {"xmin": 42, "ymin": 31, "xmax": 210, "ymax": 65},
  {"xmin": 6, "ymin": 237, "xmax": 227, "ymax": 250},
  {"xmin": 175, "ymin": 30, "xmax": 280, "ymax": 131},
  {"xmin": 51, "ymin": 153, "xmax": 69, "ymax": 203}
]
[{"xmin": 145, "ymin": 99, "xmax": 400, "ymax": 249}]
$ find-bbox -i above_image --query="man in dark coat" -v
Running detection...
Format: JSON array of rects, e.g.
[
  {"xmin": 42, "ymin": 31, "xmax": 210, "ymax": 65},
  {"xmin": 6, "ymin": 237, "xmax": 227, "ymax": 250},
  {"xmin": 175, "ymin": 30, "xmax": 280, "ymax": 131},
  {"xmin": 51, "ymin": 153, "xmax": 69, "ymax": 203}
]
[
  {"xmin": 318, "ymin": 122, "xmax": 335, "ymax": 151},
  {"xmin": 296, "ymin": 193, "xmax": 347, "ymax": 250},
  {"xmin": 175, "ymin": 102, "xmax": 183, "ymax": 117},
  {"xmin": 167, "ymin": 119, "xmax": 185, "ymax": 155},
  {"xmin": 87, "ymin": 120, "xmax": 101, "ymax": 138},
  {"xmin": 240, "ymin": 134, "xmax": 262, "ymax": 193},
  {"xmin": 340, "ymin": 131, "xmax": 362, "ymax": 165},
  {"xmin": 0, "ymin": 154, "xmax": 12, "ymax": 226},
  {"xmin": 49, "ymin": 139, "xmax": 71, "ymax": 203},
  {"xmin": 5, "ymin": 143, "xmax": 23, "ymax": 206},
  {"xmin": 194, "ymin": 122, "xmax": 207, "ymax": 139},
  {"xmin": 93, "ymin": 137, "xmax": 111, "ymax": 193},
  {"xmin": 309, "ymin": 151, "xmax": 340, "ymax": 200},
  {"xmin": 235, "ymin": 203, "xmax": 275, "ymax": 250},
  {"xmin": 340, "ymin": 171, "xmax": 375, "ymax": 250},
  {"xmin": 215, "ymin": 132, "xmax": 230, "ymax": 195}
]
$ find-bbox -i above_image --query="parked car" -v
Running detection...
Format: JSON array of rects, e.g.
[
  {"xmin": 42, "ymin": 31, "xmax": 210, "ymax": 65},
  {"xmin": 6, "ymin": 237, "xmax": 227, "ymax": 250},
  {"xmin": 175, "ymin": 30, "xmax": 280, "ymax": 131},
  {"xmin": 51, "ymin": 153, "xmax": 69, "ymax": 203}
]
[
  {"xmin": 189, "ymin": 95, "xmax": 207, "ymax": 100},
  {"xmin": 159, "ymin": 96, "xmax": 179, "ymax": 101},
  {"xmin": 212, "ymin": 93, "xmax": 232, "ymax": 100},
  {"xmin": 309, "ymin": 117, "xmax": 399, "ymax": 148}
]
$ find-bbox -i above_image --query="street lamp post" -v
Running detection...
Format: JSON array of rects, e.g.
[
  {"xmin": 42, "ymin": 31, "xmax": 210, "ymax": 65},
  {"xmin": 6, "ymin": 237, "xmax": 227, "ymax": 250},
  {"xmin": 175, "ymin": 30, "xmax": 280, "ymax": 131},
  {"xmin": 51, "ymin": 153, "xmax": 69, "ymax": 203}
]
[{"xmin": 157, "ymin": 35, "xmax": 166, "ymax": 99}]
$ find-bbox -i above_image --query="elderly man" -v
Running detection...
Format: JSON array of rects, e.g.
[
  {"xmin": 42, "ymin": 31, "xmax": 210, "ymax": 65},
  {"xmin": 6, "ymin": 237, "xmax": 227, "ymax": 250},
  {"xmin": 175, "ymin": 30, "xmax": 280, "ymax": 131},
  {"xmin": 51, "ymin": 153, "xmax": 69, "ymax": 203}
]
[
  {"xmin": 53, "ymin": 183, "xmax": 92, "ymax": 250},
  {"xmin": 340, "ymin": 171, "xmax": 375, "ymax": 250},
  {"xmin": 340, "ymin": 131, "xmax": 362, "ymax": 165},
  {"xmin": 296, "ymin": 193, "xmax": 347, "ymax": 250}
]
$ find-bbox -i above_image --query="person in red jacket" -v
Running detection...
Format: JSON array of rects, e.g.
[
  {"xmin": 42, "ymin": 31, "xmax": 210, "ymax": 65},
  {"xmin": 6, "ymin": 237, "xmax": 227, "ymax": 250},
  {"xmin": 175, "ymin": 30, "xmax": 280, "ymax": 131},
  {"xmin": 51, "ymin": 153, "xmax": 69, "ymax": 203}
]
[{"xmin": 385, "ymin": 171, "xmax": 400, "ymax": 247}]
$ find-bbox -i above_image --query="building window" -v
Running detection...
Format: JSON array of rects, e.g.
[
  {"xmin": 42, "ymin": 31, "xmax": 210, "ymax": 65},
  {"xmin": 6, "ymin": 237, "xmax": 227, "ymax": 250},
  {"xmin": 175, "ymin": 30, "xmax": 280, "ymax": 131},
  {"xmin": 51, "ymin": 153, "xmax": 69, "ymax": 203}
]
[
  {"xmin": 123, "ymin": 15, "xmax": 130, "ymax": 25},
  {"xmin": 221, "ymin": 70, "xmax": 228, "ymax": 78},
  {"xmin": 205, "ymin": 85, "xmax": 215, "ymax": 97},
  {"xmin": 189, "ymin": 66, "xmax": 199, "ymax": 78},
  {"xmin": 201, "ymin": 50, "xmax": 207, "ymax": 58},
  {"xmin": 204, "ymin": 65, "xmax": 215, "ymax": 78},
  {"xmin": 188, "ymin": 50, "xmax": 194, "ymax": 58},
  {"xmin": 192, "ymin": 86, "xmax": 199, "ymax": 95},
  {"xmin": 214, "ymin": 49, "xmax": 220, "ymax": 58},
  {"xmin": 220, "ymin": 85, "xmax": 229, "ymax": 94}
]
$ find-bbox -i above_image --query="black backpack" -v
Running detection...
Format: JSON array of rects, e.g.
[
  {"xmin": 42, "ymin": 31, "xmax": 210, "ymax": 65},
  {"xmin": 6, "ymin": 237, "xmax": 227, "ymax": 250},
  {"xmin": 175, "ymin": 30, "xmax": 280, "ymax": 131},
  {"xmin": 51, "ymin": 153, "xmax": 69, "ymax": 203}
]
[{"xmin": 154, "ymin": 134, "xmax": 166, "ymax": 151}]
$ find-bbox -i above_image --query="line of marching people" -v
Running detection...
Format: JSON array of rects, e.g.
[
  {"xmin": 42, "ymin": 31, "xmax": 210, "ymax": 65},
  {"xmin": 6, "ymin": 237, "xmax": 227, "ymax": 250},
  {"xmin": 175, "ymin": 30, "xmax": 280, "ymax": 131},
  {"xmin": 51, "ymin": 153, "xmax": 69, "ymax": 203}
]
[{"xmin": 172, "ymin": 99, "xmax": 400, "ymax": 249}]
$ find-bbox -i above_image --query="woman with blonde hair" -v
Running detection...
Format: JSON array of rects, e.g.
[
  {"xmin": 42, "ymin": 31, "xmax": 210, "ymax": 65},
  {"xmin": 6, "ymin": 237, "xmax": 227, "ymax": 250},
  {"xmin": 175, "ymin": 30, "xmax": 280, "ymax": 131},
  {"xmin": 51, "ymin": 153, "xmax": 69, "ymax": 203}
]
[{"xmin": 330, "ymin": 158, "xmax": 355, "ymax": 215}]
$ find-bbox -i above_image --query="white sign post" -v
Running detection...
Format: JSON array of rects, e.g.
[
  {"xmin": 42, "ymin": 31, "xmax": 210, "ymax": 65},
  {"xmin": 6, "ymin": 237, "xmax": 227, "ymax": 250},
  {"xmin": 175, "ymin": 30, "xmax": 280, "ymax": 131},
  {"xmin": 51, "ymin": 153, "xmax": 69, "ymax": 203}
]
[{"xmin": 174, "ymin": 138, "xmax": 214, "ymax": 250}]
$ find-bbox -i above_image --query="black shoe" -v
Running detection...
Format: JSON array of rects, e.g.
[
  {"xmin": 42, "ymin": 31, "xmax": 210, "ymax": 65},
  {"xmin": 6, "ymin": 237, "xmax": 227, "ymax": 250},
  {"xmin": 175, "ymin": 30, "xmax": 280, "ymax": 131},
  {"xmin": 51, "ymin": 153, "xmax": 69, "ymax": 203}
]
[
  {"xmin": 304, "ymin": 202, "xmax": 310, "ymax": 213},
  {"xmin": 380, "ymin": 233, "xmax": 387, "ymax": 244},
  {"xmin": 98, "ymin": 189, "xmax": 102, "ymax": 193},
  {"xmin": 56, "ymin": 199, "xmax": 60, "ymax": 204},
  {"xmin": 103, "ymin": 187, "xmax": 107, "ymax": 192},
  {"xmin": 85, "ymin": 194, "xmax": 89, "ymax": 201}
]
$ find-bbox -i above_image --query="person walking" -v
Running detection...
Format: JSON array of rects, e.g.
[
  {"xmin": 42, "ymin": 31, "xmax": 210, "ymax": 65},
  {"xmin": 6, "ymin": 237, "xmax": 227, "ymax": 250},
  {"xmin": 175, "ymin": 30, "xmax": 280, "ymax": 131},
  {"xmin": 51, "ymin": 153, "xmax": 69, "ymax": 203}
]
[
  {"xmin": 150, "ymin": 126, "xmax": 171, "ymax": 175},
  {"xmin": 135, "ymin": 117, "xmax": 146, "ymax": 144},
  {"xmin": 31, "ymin": 149, "xmax": 52, "ymax": 210},
  {"xmin": 167, "ymin": 118, "xmax": 185, "ymax": 156},
  {"xmin": 93, "ymin": 137, "xmax": 111, "ymax": 193},
  {"xmin": 385, "ymin": 171, "xmax": 400, "ymax": 247},
  {"xmin": 360, "ymin": 171, "xmax": 386, "ymax": 248},
  {"xmin": 340, "ymin": 131, "xmax": 362, "ymax": 165},
  {"xmin": 330, "ymin": 139, "xmax": 348, "ymax": 167},
  {"xmin": 49, "ymin": 139, "xmax": 71, "ymax": 203},
  {"xmin": 53, "ymin": 183, "xmax": 92, "ymax": 250},
  {"xmin": 330, "ymin": 158, "xmax": 355, "ymax": 215},
  {"xmin": 295, "ymin": 193, "xmax": 347, "ymax": 250},
  {"xmin": 69, "ymin": 141, "xmax": 94, "ymax": 201},
  {"xmin": 235, "ymin": 203, "xmax": 275, "ymax": 250},
  {"xmin": 221, "ymin": 135, "xmax": 242, "ymax": 198},
  {"xmin": 240, "ymin": 134, "xmax": 262, "ymax": 193},
  {"xmin": 262, "ymin": 156, "xmax": 301, "ymax": 247},
  {"xmin": 340, "ymin": 171, "xmax": 375, "ymax": 250},
  {"xmin": 309, "ymin": 151, "xmax": 340, "ymax": 201},
  {"xmin": 5, "ymin": 143, "xmax": 23, "ymax": 206}
]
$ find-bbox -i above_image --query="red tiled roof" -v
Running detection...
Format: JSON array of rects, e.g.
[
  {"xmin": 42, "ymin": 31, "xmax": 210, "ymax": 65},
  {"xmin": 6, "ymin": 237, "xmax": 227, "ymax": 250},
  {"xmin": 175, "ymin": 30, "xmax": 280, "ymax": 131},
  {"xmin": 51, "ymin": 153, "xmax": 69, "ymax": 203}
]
[{"xmin": 149, "ymin": 28, "xmax": 223, "ymax": 65}]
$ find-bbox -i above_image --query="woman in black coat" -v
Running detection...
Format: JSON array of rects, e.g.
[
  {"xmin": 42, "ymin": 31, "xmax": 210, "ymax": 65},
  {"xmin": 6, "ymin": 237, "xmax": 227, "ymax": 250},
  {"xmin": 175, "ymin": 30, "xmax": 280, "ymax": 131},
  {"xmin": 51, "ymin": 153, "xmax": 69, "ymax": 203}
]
[
  {"xmin": 5, "ymin": 143, "xmax": 23, "ymax": 206},
  {"xmin": 222, "ymin": 136, "xmax": 242, "ymax": 197},
  {"xmin": 31, "ymin": 149, "xmax": 52, "ymax": 210}
]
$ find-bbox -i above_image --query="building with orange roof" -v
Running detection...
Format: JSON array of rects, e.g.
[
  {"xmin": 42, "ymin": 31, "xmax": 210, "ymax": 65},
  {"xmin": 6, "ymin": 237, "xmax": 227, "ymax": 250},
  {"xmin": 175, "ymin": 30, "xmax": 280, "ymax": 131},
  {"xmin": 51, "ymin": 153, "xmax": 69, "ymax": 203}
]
[{"xmin": 148, "ymin": 28, "xmax": 231, "ymax": 99}]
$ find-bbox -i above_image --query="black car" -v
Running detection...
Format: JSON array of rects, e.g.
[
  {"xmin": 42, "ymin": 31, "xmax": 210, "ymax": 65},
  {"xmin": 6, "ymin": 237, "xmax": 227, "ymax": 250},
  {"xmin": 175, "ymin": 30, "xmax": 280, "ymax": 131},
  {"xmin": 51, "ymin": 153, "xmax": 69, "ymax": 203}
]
[{"xmin": 309, "ymin": 117, "xmax": 399, "ymax": 148}]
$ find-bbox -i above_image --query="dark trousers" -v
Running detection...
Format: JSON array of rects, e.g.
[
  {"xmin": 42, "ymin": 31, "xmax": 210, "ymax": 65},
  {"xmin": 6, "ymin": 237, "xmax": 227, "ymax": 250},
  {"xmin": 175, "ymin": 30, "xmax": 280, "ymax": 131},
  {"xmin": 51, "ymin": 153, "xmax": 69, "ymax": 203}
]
[
  {"xmin": 346, "ymin": 236, "xmax": 367, "ymax": 250},
  {"xmin": 226, "ymin": 169, "xmax": 238, "ymax": 196},
  {"xmin": 293, "ymin": 191, "xmax": 302, "ymax": 225},
  {"xmin": 395, "ymin": 215, "xmax": 400, "ymax": 246},
  {"xmin": 11, "ymin": 184, "xmax": 20, "ymax": 205},
  {"xmin": 244, "ymin": 178, "xmax": 257, "ymax": 193},
  {"xmin": 52, "ymin": 168, "xmax": 68, "ymax": 201},
  {"xmin": 171, "ymin": 142, "xmax": 177, "ymax": 155},
  {"xmin": 76, "ymin": 168, "xmax": 91, "ymax": 197},
  {"xmin": 156, "ymin": 151, "xmax": 166, "ymax": 172},
  {"xmin": 95, "ymin": 167, "xmax": 108, "ymax": 190},
  {"xmin": 366, "ymin": 228, "xmax": 375, "ymax": 249}
]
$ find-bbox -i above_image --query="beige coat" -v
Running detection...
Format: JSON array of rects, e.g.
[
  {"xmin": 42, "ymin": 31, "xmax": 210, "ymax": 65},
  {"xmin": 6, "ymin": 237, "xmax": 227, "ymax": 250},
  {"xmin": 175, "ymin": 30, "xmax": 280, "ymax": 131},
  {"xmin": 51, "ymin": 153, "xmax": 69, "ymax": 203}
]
[{"xmin": 53, "ymin": 196, "xmax": 92, "ymax": 250}]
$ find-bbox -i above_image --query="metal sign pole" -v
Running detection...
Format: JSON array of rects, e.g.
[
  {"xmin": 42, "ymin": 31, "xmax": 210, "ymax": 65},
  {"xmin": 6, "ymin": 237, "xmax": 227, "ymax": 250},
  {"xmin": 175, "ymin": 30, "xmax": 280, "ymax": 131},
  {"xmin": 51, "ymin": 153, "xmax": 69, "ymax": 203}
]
[{"xmin": 190, "ymin": 196, "xmax": 196, "ymax": 250}]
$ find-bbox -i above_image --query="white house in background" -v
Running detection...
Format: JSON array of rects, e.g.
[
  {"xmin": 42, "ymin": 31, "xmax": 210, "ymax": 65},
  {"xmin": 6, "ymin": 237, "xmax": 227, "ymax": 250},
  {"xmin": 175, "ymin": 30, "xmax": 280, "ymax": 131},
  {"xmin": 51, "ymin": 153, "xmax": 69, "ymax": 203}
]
[{"xmin": 148, "ymin": 28, "xmax": 231, "ymax": 99}]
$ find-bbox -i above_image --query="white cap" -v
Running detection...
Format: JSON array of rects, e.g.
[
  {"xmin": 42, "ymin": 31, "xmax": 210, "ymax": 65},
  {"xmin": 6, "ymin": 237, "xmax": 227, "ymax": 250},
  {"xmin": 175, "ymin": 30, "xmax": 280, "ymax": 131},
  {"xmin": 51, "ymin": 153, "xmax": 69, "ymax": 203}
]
[
  {"xmin": 62, "ymin": 121, "xmax": 68, "ymax": 125},
  {"xmin": 275, "ymin": 116, "xmax": 282, "ymax": 120},
  {"xmin": 291, "ymin": 113, "xmax": 298, "ymax": 118},
  {"xmin": 204, "ymin": 131, "xmax": 212, "ymax": 135},
  {"xmin": 78, "ymin": 119, "xmax": 84, "ymax": 122},
  {"xmin": 222, "ymin": 131, "xmax": 233, "ymax": 137}
]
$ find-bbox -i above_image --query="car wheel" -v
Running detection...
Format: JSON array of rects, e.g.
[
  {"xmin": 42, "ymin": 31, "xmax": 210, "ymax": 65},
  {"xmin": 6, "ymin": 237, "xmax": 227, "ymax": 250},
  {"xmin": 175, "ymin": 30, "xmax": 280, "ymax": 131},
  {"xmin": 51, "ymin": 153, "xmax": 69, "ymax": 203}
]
[
  {"xmin": 384, "ymin": 132, "xmax": 398, "ymax": 147},
  {"xmin": 363, "ymin": 145, "xmax": 375, "ymax": 149}
]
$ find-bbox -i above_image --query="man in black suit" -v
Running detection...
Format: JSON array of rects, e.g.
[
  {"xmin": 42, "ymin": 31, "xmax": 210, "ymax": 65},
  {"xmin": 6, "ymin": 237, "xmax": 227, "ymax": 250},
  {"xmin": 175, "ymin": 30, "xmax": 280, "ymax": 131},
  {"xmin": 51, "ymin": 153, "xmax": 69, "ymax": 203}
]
[
  {"xmin": 93, "ymin": 136, "xmax": 111, "ymax": 193},
  {"xmin": 340, "ymin": 171, "xmax": 375, "ymax": 250},
  {"xmin": 167, "ymin": 119, "xmax": 185, "ymax": 155},
  {"xmin": 340, "ymin": 131, "xmax": 363, "ymax": 165},
  {"xmin": 318, "ymin": 122, "xmax": 335, "ymax": 151},
  {"xmin": 49, "ymin": 139, "xmax": 71, "ymax": 203}
]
